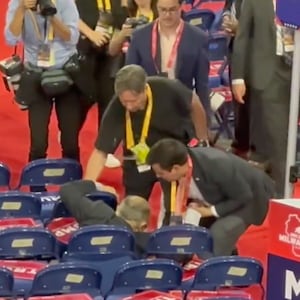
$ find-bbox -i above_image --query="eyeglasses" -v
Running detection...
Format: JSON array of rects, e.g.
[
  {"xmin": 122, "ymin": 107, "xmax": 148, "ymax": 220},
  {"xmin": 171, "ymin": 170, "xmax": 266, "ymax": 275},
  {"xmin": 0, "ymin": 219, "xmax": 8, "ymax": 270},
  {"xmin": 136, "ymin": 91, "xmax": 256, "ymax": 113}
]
[{"xmin": 157, "ymin": 6, "xmax": 180, "ymax": 14}]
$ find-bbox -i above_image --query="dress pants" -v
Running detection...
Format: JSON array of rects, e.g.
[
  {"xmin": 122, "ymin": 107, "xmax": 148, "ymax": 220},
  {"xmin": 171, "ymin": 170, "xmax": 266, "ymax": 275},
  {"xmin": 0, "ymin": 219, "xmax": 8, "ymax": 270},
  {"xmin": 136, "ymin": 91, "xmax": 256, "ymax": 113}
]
[
  {"xmin": 250, "ymin": 57, "xmax": 291, "ymax": 196},
  {"xmin": 28, "ymin": 87, "xmax": 81, "ymax": 162},
  {"xmin": 79, "ymin": 52, "xmax": 116, "ymax": 129}
]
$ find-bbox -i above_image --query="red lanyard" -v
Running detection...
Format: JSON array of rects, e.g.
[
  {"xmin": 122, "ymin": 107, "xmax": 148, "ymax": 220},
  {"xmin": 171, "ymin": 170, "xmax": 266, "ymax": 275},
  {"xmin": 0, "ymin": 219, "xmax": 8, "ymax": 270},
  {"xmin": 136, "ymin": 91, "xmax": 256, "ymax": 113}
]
[
  {"xmin": 151, "ymin": 19, "xmax": 184, "ymax": 73},
  {"xmin": 171, "ymin": 155, "xmax": 193, "ymax": 216}
]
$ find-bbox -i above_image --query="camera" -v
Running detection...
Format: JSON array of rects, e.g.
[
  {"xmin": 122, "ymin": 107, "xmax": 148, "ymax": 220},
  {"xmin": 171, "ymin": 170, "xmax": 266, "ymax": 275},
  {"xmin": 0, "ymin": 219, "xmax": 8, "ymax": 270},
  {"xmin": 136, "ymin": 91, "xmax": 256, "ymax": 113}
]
[
  {"xmin": 37, "ymin": 0, "xmax": 57, "ymax": 17},
  {"xmin": 125, "ymin": 16, "xmax": 149, "ymax": 29},
  {"xmin": 0, "ymin": 55, "xmax": 23, "ymax": 93}
]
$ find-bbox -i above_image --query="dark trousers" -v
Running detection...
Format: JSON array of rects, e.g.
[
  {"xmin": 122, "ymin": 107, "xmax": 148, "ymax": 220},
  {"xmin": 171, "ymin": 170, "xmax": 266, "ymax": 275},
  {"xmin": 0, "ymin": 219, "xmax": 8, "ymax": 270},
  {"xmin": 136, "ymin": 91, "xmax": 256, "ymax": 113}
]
[
  {"xmin": 79, "ymin": 53, "xmax": 115, "ymax": 130},
  {"xmin": 231, "ymin": 88, "xmax": 251, "ymax": 152},
  {"xmin": 28, "ymin": 87, "xmax": 81, "ymax": 162}
]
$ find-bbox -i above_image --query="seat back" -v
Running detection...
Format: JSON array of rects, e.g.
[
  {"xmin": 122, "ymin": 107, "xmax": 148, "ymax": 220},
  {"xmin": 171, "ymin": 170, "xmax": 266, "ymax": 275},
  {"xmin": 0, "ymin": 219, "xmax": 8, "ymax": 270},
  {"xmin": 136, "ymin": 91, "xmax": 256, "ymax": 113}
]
[
  {"xmin": 0, "ymin": 191, "xmax": 41, "ymax": 219},
  {"xmin": 18, "ymin": 158, "xmax": 82, "ymax": 187},
  {"xmin": 64, "ymin": 225, "xmax": 135, "ymax": 261},
  {"xmin": 0, "ymin": 163, "xmax": 11, "ymax": 189},
  {"xmin": 30, "ymin": 263, "xmax": 102, "ymax": 296},
  {"xmin": 0, "ymin": 267, "xmax": 14, "ymax": 296},
  {"xmin": 0, "ymin": 228, "xmax": 57, "ymax": 259},
  {"xmin": 147, "ymin": 225, "xmax": 213, "ymax": 259},
  {"xmin": 184, "ymin": 9, "xmax": 216, "ymax": 31},
  {"xmin": 192, "ymin": 256, "xmax": 263, "ymax": 290},
  {"xmin": 86, "ymin": 191, "xmax": 117, "ymax": 210},
  {"xmin": 208, "ymin": 34, "xmax": 228, "ymax": 62},
  {"xmin": 51, "ymin": 192, "xmax": 117, "ymax": 220},
  {"xmin": 111, "ymin": 259, "xmax": 182, "ymax": 294}
]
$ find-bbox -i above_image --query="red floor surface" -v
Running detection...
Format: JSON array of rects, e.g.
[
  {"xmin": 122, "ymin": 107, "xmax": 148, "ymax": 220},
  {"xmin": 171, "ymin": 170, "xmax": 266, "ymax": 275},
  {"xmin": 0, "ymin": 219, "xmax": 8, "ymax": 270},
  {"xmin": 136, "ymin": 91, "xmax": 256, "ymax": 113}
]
[{"xmin": 0, "ymin": 1, "xmax": 269, "ymax": 298}]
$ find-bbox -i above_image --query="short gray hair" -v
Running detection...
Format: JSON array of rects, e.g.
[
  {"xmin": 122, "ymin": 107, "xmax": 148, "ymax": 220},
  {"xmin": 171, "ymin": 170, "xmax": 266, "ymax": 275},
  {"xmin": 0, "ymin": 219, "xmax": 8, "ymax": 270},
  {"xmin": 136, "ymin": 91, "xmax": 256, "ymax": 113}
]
[
  {"xmin": 116, "ymin": 195, "xmax": 150, "ymax": 223},
  {"xmin": 114, "ymin": 65, "xmax": 147, "ymax": 95}
]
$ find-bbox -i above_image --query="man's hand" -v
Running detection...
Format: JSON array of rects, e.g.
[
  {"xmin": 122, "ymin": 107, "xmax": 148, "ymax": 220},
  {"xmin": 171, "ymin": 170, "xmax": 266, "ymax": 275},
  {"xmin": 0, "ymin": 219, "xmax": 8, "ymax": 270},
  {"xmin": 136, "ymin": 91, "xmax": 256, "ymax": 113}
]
[
  {"xmin": 232, "ymin": 83, "xmax": 246, "ymax": 104},
  {"xmin": 22, "ymin": 0, "xmax": 37, "ymax": 9},
  {"xmin": 120, "ymin": 22, "xmax": 134, "ymax": 38},
  {"xmin": 188, "ymin": 202, "xmax": 214, "ymax": 218},
  {"xmin": 88, "ymin": 30, "xmax": 111, "ymax": 47},
  {"xmin": 95, "ymin": 182, "xmax": 119, "ymax": 200},
  {"xmin": 222, "ymin": 16, "xmax": 238, "ymax": 36}
]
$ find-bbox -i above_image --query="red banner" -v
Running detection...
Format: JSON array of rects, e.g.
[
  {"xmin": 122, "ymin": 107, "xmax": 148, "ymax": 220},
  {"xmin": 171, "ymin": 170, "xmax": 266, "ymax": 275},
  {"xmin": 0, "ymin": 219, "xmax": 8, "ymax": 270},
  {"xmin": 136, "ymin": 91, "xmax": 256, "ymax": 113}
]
[
  {"xmin": 0, "ymin": 260, "xmax": 47, "ymax": 280},
  {"xmin": 47, "ymin": 217, "xmax": 79, "ymax": 244}
]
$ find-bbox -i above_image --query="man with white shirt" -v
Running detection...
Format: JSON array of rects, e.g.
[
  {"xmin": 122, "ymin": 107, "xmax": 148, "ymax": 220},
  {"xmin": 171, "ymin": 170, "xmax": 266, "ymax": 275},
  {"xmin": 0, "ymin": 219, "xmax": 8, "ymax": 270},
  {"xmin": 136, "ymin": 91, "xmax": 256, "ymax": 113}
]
[
  {"xmin": 147, "ymin": 138, "xmax": 275, "ymax": 256},
  {"xmin": 231, "ymin": 0, "xmax": 293, "ymax": 197},
  {"xmin": 125, "ymin": 0, "xmax": 210, "ymax": 116}
]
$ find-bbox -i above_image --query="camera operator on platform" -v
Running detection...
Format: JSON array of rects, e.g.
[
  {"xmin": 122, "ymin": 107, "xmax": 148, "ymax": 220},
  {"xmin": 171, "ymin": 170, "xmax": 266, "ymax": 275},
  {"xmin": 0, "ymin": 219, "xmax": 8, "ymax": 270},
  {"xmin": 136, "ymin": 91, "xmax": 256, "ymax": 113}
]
[
  {"xmin": 5, "ymin": 0, "xmax": 81, "ymax": 191},
  {"xmin": 84, "ymin": 64, "xmax": 209, "ymax": 227}
]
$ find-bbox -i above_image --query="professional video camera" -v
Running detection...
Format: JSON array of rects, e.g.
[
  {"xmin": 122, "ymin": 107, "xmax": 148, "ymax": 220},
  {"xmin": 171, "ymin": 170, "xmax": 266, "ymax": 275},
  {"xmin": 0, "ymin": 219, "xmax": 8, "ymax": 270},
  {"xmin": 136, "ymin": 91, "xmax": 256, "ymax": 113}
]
[
  {"xmin": 125, "ymin": 15, "xmax": 149, "ymax": 29},
  {"xmin": 37, "ymin": 0, "xmax": 57, "ymax": 17}
]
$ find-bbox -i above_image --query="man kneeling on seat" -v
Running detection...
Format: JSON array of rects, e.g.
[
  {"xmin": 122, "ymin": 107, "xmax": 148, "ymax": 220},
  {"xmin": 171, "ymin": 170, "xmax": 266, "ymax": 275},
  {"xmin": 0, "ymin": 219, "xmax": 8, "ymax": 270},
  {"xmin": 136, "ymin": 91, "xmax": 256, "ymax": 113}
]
[{"xmin": 59, "ymin": 180, "xmax": 150, "ymax": 256}]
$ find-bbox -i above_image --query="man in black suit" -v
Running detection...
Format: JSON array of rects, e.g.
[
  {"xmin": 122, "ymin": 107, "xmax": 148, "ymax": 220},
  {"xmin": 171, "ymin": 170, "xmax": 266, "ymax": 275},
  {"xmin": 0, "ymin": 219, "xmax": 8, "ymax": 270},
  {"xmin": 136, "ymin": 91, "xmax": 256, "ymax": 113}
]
[
  {"xmin": 147, "ymin": 138, "xmax": 275, "ymax": 256},
  {"xmin": 59, "ymin": 180, "xmax": 150, "ymax": 256},
  {"xmin": 222, "ymin": 0, "xmax": 253, "ymax": 161},
  {"xmin": 231, "ymin": 0, "xmax": 292, "ymax": 197}
]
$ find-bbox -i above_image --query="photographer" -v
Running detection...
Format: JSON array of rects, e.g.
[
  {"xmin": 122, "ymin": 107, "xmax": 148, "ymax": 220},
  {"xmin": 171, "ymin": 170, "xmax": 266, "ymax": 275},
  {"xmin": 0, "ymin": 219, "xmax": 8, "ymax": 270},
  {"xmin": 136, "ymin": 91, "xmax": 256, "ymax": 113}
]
[
  {"xmin": 75, "ymin": 0, "xmax": 128, "ymax": 129},
  {"xmin": 108, "ymin": 0, "xmax": 158, "ymax": 56},
  {"xmin": 5, "ymin": 0, "xmax": 81, "ymax": 190}
]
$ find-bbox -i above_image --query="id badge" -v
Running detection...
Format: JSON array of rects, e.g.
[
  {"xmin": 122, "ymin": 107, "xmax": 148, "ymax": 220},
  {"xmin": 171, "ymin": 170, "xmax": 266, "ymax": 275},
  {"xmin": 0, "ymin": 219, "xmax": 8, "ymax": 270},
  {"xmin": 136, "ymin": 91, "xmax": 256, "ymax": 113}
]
[
  {"xmin": 137, "ymin": 164, "xmax": 151, "ymax": 173},
  {"xmin": 131, "ymin": 142, "xmax": 150, "ymax": 165},
  {"xmin": 37, "ymin": 44, "xmax": 54, "ymax": 68},
  {"xmin": 283, "ymin": 29, "xmax": 294, "ymax": 53}
]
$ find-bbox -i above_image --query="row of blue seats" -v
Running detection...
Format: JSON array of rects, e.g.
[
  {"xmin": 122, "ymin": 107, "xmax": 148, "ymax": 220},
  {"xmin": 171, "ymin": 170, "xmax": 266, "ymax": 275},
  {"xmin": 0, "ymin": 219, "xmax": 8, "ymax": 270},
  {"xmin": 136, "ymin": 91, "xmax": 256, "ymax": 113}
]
[
  {"xmin": 0, "ymin": 225, "xmax": 213, "ymax": 260},
  {"xmin": 0, "ymin": 190, "xmax": 116, "ymax": 222},
  {"xmin": 0, "ymin": 256, "xmax": 263, "ymax": 299},
  {"xmin": 0, "ymin": 158, "xmax": 82, "ymax": 190}
]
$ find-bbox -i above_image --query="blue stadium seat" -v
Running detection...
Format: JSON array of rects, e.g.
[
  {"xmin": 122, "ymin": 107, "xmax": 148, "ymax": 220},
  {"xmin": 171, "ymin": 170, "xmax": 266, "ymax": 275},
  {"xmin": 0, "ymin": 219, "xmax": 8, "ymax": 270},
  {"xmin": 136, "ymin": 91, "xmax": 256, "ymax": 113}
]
[
  {"xmin": 0, "ymin": 191, "xmax": 41, "ymax": 219},
  {"xmin": 192, "ymin": 256, "xmax": 264, "ymax": 292},
  {"xmin": 0, "ymin": 162, "xmax": 11, "ymax": 189},
  {"xmin": 108, "ymin": 259, "xmax": 183, "ymax": 296},
  {"xmin": 147, "ymin": 225, "xmax": 213, "ymax": 259},
  {"xmin": 0, "ymin": 267, "xmax": 14, "ymax": 297},
  {"xmin": 86, "ymin": 191, "xmax": 118, "ymax": 211},
  {"xmin": 183, "ymin": 9, "xmax": 216, "ymax": 31},
  {"xmin": 0, "ymin": 228, "xmax": 58, "ymax": 260},
  {"xmin": 18, "ymin": 158, "xmax": 82, "ymax": 188},
  {"xmin": 208, "ymin": 34, "xmax": 228, "ymax": 62},
  {"xmin": 62, "ymin": 225, "xmax": 136, "ymax": 262},
  {"xmin": 29, "ymin": 262, "xmax": 102, "ymax": 297},
  {"xmin": 51, "ymin": 192, "xmax": 117, "ymax": 220},
  {"xmin": 17, "ymin": 158, "xmax": 83, "ymax": 220}
]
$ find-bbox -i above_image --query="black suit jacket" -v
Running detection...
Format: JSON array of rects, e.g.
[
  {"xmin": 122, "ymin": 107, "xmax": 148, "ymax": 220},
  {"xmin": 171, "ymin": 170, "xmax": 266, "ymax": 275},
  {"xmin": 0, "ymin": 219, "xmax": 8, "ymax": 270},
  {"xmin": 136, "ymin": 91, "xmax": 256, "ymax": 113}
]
[
  {"xmin": 59, "ymin": 180, "xmax": 149, "ymax": 257},
  {"xmin": 162, "ymin": 147, "xmax": 274, "ymax": 226},
  {"xmin": 188, "ymin": 147, "xmax": 275, "ymax": 225}
]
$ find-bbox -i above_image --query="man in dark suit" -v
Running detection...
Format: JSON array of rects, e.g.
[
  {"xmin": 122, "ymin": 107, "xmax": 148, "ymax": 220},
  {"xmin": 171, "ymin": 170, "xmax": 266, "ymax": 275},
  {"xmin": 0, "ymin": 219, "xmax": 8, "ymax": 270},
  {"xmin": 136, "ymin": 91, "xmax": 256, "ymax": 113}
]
[
  {"xmin": 125, "ymin": 0, "xmax": 210, "ymax": 115},
  {"xmin": 222, "ymin": 0, "xmax": 253, "ymax": 160},
  {"xmin": 147, "ymin": 138, "xmax": 275, "ymax": 256},
  {"xmin": 59, "ymin": 180, "xmax": 150, "ymax": 256},
  {"xmin": 231, "ymin": 0, "xmax": 292, "ymax": 196}
]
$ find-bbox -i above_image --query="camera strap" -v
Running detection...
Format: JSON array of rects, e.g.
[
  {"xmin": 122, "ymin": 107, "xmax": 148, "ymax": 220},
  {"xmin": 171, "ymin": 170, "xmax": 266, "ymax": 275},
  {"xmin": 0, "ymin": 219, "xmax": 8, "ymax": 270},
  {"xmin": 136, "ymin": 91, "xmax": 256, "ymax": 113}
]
[{"xmin": 27, "ymin": 9, "xmax": 54, "ymax": 43}]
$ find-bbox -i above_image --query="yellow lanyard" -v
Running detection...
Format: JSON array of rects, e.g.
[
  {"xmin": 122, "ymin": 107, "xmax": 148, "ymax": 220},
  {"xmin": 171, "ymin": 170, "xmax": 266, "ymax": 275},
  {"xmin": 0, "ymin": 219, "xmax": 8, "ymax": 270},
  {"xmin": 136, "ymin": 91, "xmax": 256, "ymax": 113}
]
[
  {"xmin": 136, "ymin": 9, "xmax": 154, "ymax": 22},
  {"xmin": 170, "ymin": 182, "xmax": 177, "ymax": 214},
  {"xmin": 97, "ymin": 0, "xmax": 111, "ymax": 11},
  {"xmin": 125, "ymin": 84, "xmax": 153, "ymax": 149}
]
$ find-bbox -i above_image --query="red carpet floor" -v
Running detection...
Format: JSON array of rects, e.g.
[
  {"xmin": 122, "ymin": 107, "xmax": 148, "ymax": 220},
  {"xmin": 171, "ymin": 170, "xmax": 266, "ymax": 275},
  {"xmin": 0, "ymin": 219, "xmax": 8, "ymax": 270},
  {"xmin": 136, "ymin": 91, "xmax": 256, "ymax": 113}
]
[{"xmin": 0, "ymin": 1, "xmax": 269, "ymax": 298}]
